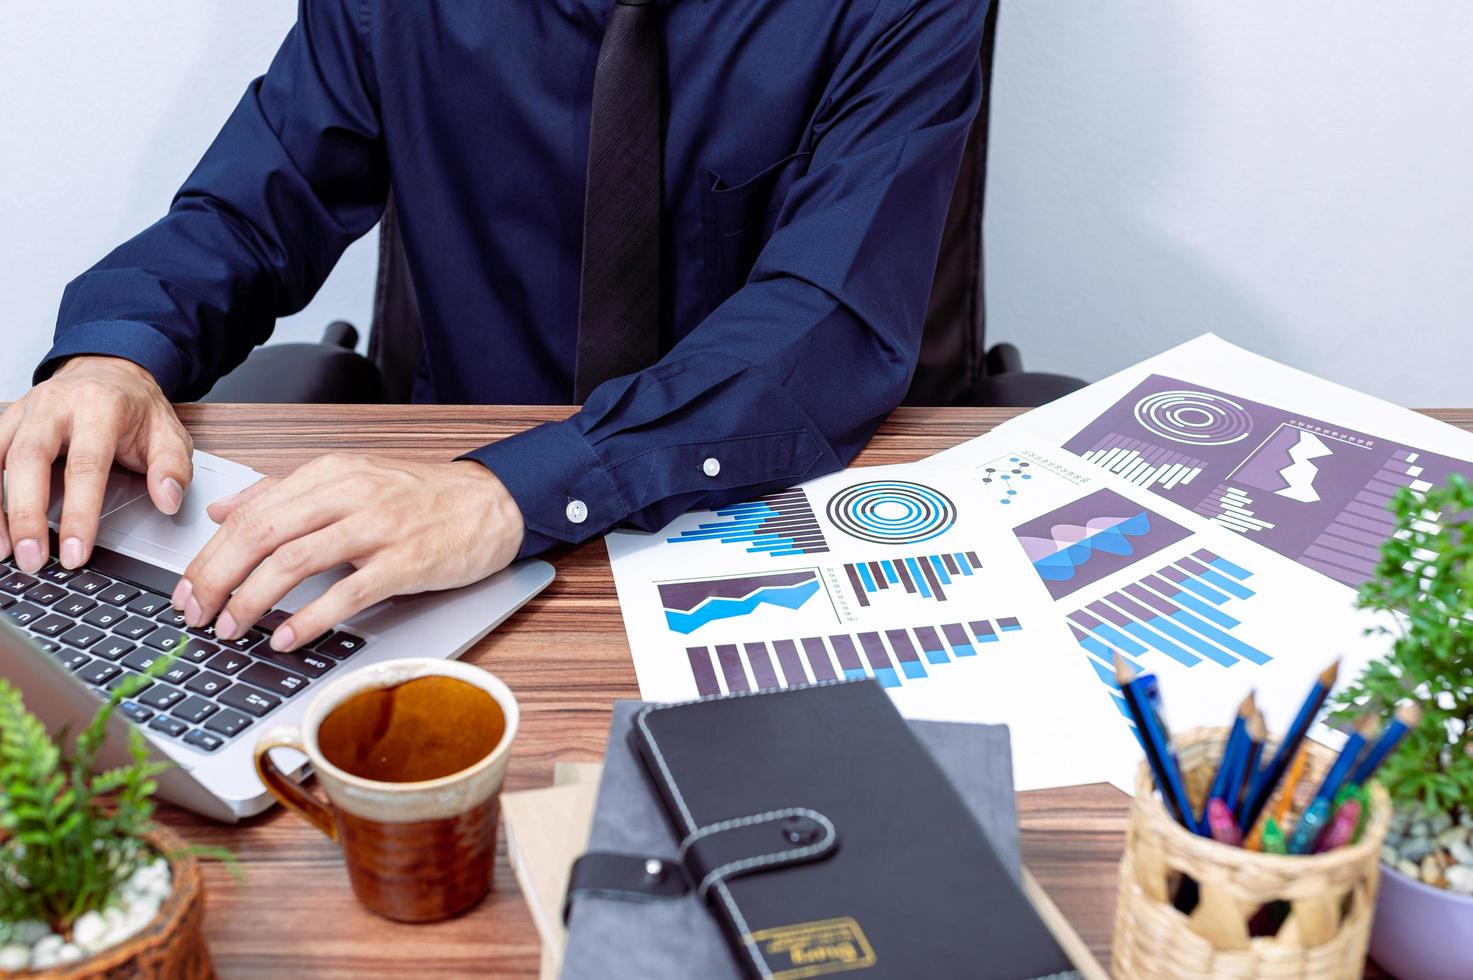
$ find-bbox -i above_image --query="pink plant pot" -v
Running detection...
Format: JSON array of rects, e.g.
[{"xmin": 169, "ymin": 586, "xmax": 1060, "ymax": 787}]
[{"xmin": 1370, "ymin": 862, "xmax": 1473, "ymax": 980}]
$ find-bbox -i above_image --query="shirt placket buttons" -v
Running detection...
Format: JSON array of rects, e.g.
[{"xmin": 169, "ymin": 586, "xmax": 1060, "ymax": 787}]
[{"xmin": 566, "ymin": 499, "xmax": 589, "ymax": 524}]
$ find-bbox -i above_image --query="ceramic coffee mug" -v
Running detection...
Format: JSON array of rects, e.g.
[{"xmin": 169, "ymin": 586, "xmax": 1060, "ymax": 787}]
[{"xmin": 253, "ymin": 657, "xmax": 518, "ymax": 923}]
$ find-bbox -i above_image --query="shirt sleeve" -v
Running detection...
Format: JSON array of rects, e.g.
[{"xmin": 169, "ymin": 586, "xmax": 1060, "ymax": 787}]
[
  {"xmin": 35, "ymin": 0, "xmax": 386, "ymax": 400},
  {"xmin": 470, "ymin": 0, "xmax": 985, "ymax": 558}
]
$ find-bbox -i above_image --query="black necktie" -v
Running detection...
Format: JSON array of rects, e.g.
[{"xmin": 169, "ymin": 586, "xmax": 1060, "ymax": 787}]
[{"xmin": 574, "ymin": 0, "xmax": 663, "ymax": 403}]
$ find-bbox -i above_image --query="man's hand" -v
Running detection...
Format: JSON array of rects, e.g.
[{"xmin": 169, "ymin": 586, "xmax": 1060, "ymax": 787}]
[
  {"xmin": 0, "ymin": 356, "xmax": 193, "ymax": 573},
  {"xmin": 173, "ymin": 454, "xmax": 526, "ymax": 653}
]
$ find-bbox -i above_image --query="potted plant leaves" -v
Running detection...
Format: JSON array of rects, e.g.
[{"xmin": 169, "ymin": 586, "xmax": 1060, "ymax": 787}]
[
  {"xmin": 0, "ymin": 671, "xmax": 223, "ymax": 978},
  {"xmin": 1329, "ymin": 474, "xmax": 1473, "ymax": 980}
]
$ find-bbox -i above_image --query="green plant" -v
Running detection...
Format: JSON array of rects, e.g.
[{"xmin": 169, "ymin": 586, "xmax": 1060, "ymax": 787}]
[
  {"xmin": 0, "ymin": 670, "xmax": 171, "ymax": 940},
  {"xmin": 1330, "ymin": 473, "xmax": 1473, "ymax": 816}
]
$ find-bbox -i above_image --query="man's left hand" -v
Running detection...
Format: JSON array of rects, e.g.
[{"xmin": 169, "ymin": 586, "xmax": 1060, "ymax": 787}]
[{"xmin": 172, "ymin": 454, "xmax": 525, "ymax": 652}]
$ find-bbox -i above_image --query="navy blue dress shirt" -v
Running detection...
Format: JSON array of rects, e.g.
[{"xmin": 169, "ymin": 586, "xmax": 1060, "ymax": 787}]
[{"xmin": 40, "ymin": 0, "xmax": 983, "ymax": 557}]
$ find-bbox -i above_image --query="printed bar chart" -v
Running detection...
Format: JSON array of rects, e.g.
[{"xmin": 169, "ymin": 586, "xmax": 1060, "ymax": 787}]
[
  {"xmin": 682, "ymin": 617, "xmax": 1025, "ymax": 696},
  {"xmin": 1078, "ymin": 433, "xmax": 1208, "ymax": 491},
  {"xmin": 1067, "ymin": 548, "xmax": 1270, "ymax": 700},
  {"xmin": 667, "ymin": 488, "xmax": 829, "ymax": 556},
  {"xmin": 843, "ymin": 551, "xmax": 981, "ymax": 605}
]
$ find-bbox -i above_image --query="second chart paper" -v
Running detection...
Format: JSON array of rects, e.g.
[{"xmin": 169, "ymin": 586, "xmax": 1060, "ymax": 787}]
[{"xmin": 604, "ymin": 456, "xmax": 1128, "ymax": 791}]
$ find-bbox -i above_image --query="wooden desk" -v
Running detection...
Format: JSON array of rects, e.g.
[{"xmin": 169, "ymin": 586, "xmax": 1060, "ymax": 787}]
[{"xmin": 148, "ymin": 404, "xmax": 1470, "ymax": 978}]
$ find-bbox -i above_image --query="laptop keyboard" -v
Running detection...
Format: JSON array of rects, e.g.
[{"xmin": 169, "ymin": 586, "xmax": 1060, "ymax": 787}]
[{"xmin": 1, "ymin": 539, "xmax": 368, "ymax": 754}]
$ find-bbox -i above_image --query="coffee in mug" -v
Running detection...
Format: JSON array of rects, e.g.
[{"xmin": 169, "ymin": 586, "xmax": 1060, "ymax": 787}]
[{"xmin": 254, "ymin": 658, "xmax": 518, "ymax": 922}]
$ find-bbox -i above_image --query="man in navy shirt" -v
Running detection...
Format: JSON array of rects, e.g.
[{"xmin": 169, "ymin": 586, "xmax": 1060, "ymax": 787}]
[{"xmin": 1, "ymin": 0, "xmax": 983, "ymax": 654}]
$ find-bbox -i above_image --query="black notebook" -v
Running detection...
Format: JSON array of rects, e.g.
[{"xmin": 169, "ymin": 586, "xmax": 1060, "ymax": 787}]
[{"xmin": 614, "ymin": 681, "xmax": 1075, "ymax": 979}]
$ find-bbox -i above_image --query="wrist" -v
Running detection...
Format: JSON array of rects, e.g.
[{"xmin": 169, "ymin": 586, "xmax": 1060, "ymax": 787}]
[
  {"xmin": 454, "ymin": 460, "xmax": 527, "ymax": 556},
  {"xmin": 53, "ymin": 355, "xmax": 157, "ymax": 385}
]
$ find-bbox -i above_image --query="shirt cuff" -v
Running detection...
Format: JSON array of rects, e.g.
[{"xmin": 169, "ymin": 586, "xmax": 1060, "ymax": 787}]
[
  {"xmin": 462, "ymin": 419, "xmax": 629, "ymax": 560},
  {"xmin": 34, "ymin": 320, "xmax": 188, "ymax": 397}
]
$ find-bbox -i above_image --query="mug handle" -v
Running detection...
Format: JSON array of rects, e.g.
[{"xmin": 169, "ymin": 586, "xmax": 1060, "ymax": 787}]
[{"xmin": 254, "ymin": 726, "xmax": 338, "ymax": 840}]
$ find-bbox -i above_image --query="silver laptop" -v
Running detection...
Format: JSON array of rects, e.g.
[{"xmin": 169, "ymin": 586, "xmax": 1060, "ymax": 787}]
[{"xmin": 0, "ymin": 451, "xmax": 553, "ymax": 822}]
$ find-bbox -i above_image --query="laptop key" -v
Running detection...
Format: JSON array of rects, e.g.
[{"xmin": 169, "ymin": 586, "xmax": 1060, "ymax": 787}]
[
  {"xmin": 255, "ymin": 647, "xmax": 333, "ymax": 679},
  {"xmin": 98, "ymin": 583, "xmax": 142, "ymax": 607},
  {"xmin": 30, "ymin": 614, "xmax": 74, "ymax": 638},
  {"xmin": 177, "ymin": 639, "xmax": 219, "ymax": 664},
  {"xmin": 119, "ymin": 701, "xmax": 154, "ymax": 724},
  {"xmin": 55, "ymin": 593, "xmax": 98, "ymax": 617},
  {"xmin": 0, "ymin": 572, "xmax": 38, "ymax": 595},
  {"xmin": 67, "ymin": 571, "xmax": 113, "ymax": 596},
  {"xmin": 0, "ymin": 594, "xmax": 13, "ymax": 610},
  {"xmin": 222, "ymin": 631, "xmax": 266, "ymax": 653},
  {"xmin": 127, "ymin": 592, "xmax": 171, "ymax": 617},
  {"xmin": 143, "ymin": 629, "xmax": 190, "ymax": 652},
  {"xmin": 183, "ymin": 729, "xmax": 225, "ymax": 753},
  {"xmin": 56, "ymin": 649, "xmax": 91, "ymax": 671},
  {"xmin": 160, "ymin": 661, "xmax": 201, "ymax": 685},
  {"xmin": 186, "ymin": 623, "xmax": 219, "ymax": 641},
  {"xmin": 257, "ymin": 609, "xmax": 292, "ymax": 633},
  {"xmin": 122, "ymin": 648, "xmax": 165, "ymax": 672},
  {"xmin": 313, "ymin": 630, "xmax": 367, "ymax": 659},
  {"xmin": 204, "ymin": 709, "xmax": 253, "ymax": 738},
  {"xmin": 82, "ymin": 604, "xmax": 127, "ymax": 628},
  {"xmin": 155, "ymin": 607, "xmax": 189, "ymax": 629},
  {"xmin": 33, "ymin": 639, "xmax": 60, "ymax": 653},
  {"xmin": 239, "ymin": 662, "xmax": 309, "ymax": 698},
  {"xmin": 91, "ymin": 638, "xmax": 136, "ymax": 662},
  {"xmin": 113, "ymin": 615, "xmax": 159, "ymax": 641},
  {"xmin": 23, "ymin": 582, "xmax": 68, "ymax": 606},
  {"xmin": 76, "ymin": 660, "xmax": 121, "ymax": 686},
  {"xmin": 58, "ymin": 624, "xmax": 107, "ymax": 649},
  {"xmin": 39, "ymin": 563, "xmax": 79, "ymax": 584},
  {"xmin": 5, "ymin": 601, "xmax": 44, "ymax": 626},
  {"xmin": 138, "ymin": 684, "xmax": 186, "ymax": 711},
  {"xmin": 218, "ymin": 684, "xmax": 282, "ymax": 718},
  {"xmin": 204, "ymin": 651, "xmax": 251, "ymax": 676},
  {"xmin": 173, "ymin": 696, "xmax": 219, "ymax": 725},
  {"xmin": 149, "ymin": 715, "xmax": 188, "ymax": 738},
  {"xmin": 184, "ymin": 672, "xmax": 231, "ymax": 697},
  {"xmin": 107, "ymin": 671, "xmax": 154, "ymax": 697}
]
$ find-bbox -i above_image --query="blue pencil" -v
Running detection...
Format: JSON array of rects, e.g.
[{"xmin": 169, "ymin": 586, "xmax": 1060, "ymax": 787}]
[
  {"xmin": 1349, "ymin": 704, "xmax": 1422, "ymax": 786},
  {"xmin": 1240, "ymin": 660, "xmax": 1340, "ymax": 835},
  {"xmin": 1116, "ymin": 656, "xmax": 1201, "ymax": 835},
  {"xmin": 1205, "ymin": 694, "xmax": 1253, "ymax": 826},
  {"xmin": 1228, "ymin": 703, "xmax": 1265, "ymax": 822},
  {"xmin": 1312, "ymin": 716, "xmax": 1373, "ymax": 807}
]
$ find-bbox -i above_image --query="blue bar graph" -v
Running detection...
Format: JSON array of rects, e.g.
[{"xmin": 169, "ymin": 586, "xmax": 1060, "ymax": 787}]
[
  {"xmin": 682, "ymin": 615, "xmax": 1024, "ymax": 696},
  {"xmin": 843, "ymin": 551, "xmax": 983, "ymax": 606},
  {"xmin": 667, "ymin": 488, "xmax": 829, "ymax": 556}
]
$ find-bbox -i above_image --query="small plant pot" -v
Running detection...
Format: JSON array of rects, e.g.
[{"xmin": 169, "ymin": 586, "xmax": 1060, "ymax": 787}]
[
  {"xmin": 1369, "ymin": 860, "xmax": 1473, "ymax": 980},
  {"xmin": 18, "ymin": 824, "xmax": 213, "ymax": 980}
]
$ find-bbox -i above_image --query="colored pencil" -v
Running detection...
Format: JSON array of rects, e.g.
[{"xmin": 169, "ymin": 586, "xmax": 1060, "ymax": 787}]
[
  {"xmin": 1261, "ymin": 817, "xmax": 1287, "ymax": 854},
  {"xmin": 1116, "ymin": 656, "xmax": 1199, "ymax": 834},
  {"xmin": 1206, "ymin": 798, "xmax": 1243, "ymax": 846},
  {"xmin": 1205, "ymin": 695, "xmax": 1252, "ymax": 825},
  {"xmin": 1288, "ymin": 797, "xmax": 1333, "ymax": 854},
  {"xmin": 1314, "ymin": 798, "xmax": 1363, "ymax": 853},
  {"xmin": 1229, "ymin": 702, "xmax": 1266, "ymax": 822},
  {"xmin": 1240, "ymin": 660, "xmax": 1339, "ymax": 833},
  {"xmin": 1349, "ymin": 704, "xmax": 1423, "ymax": 786},
  {"xmin": 1247, "ymin": 742, "xmax": 1309, "ymax": 849},
  {"xmin": 1309, "ymin": 715, "xmax": 1373, "ymax": 811}
]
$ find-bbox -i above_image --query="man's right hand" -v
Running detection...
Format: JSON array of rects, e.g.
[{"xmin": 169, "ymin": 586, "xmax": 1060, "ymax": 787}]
[{"xmin": 0, "ymin": 356, "xmax": 193, "ymax": 573}]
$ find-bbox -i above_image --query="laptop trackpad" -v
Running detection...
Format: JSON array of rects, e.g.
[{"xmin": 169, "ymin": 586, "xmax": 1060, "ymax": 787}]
[
  {"xmin": 98, "ymin": 457, "xmax": 260, "ymax": 560},
  {"xmin": 40, "ymin": 465, "xmax": 151, "ymax": 523}
]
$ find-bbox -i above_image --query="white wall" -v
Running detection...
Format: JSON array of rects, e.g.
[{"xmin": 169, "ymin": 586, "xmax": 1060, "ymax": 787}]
[
  {"xmin": 3, "ymin": 2, "xmax": 1470, "ymax": 404},
  {"xmin": 985, "ymin": 3, "xmax": 1473, "ymax": 404},
  {"xmin": 0, "ymin": 0, "xmax": 378, "ymax": 399}
]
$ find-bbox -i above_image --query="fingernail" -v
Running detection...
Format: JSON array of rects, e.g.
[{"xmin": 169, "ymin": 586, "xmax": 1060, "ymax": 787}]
[
  {"xmin": 15, "ymin": 539, "xmax": 43, "ymax": 573},
  {"xmin": 60, "ymin": 537, "xmax": 85, "ymax": 569},
  {"xmin": 171, "ymin": 577, "xmax": 193, "ymax": 611},
  {"xmin": 216, "ymin": 611, "xmax": 238, "ymax": 641},
  {"xmin": 161, "ymin": 478, "xmax": 184, "ymax": 515},
  {"xmin": 184, "ymin": 595, "xmax": 203, "ymax": 628},
  {"xmin": 271, "ymin": 626, "xmax": 296, "ymax": 652}
]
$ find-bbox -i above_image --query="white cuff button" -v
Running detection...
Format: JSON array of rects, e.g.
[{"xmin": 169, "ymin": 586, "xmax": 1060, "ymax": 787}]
[
  {"xmin": 565, "ymin": 499, "xmax": 588, "ymax": 524},
  {"xmin": 702, "ymin": 457, "xmax": 721, "ymax": 478}
]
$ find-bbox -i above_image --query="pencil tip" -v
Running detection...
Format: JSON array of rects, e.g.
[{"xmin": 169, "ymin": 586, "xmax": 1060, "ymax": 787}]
[
  {"xmin": 1320, "ymin": 659, "xmax": 1341, "ymax": 685},
  {"xmin": 1396, "ymin": 702, "xmax": 1424, "ymax": 727},
  {"xmin": 1247, "ymin": 710, "xmax": 1266, "ymax": 741},
  {"xmin": 1354, "ymin": 713, "xmax": 1381, "ymax": 738},
  {"xmin": 1238, "ymin": 692, "xmax": 1255, "ymax": 717},
  {"xmin": 1114, "ymin": 654, "xmax": 1136, "ymax": 683}
]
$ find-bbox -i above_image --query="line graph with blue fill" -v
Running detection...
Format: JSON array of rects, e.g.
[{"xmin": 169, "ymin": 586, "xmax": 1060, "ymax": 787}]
[
  {"xmin": 666, "ymin": 488, "xmax": 829, "ymax": 556},
  {"xmin": 1067, "ymin": 548, "xmax": 1269, "ymax": 726},
  {"xmin": 682, "ymin": 617, "xmax": 1024, "ymax": 696},
  {"xmin": 658, "ymin": 571, "xmax": 823, "ymax": 634}
]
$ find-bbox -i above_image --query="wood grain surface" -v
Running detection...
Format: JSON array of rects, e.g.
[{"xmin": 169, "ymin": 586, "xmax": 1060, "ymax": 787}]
[{"xmin": 71, "ymin": 405, "xmax": 1473, "ymax": 975}]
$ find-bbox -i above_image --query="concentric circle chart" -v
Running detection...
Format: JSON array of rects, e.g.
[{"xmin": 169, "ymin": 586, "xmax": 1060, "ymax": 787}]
[
  {"xmin": 1133, "ymin": 389, "xmax": 1253, "ymax": 446},
  {"xmin": 825, "ymin": 480, "xmax": 957, "ymax": 545}
]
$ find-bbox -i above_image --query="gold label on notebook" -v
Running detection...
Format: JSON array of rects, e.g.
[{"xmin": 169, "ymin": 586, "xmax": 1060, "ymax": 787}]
[{"xmin": 746, "ymin": 917, "xmax": 877, "ymax": 979}]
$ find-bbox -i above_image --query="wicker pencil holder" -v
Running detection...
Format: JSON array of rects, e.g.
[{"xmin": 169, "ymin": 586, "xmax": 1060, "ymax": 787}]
[{"xmin": 1112, "ymin": 727, "xmax": 1390, "ymax": 979}]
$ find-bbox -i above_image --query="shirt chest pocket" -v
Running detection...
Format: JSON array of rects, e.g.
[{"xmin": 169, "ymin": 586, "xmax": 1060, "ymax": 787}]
[{"xmin": 698, "ymin": 151, "xmax": 812, "ymax": 312}]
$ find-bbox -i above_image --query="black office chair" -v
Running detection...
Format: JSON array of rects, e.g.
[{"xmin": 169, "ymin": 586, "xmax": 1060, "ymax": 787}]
[{"xmin": 205, "ymin": 1, "xmax": 1083, "ymax": 408}]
